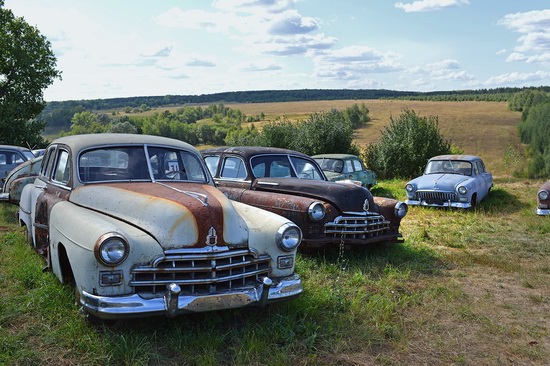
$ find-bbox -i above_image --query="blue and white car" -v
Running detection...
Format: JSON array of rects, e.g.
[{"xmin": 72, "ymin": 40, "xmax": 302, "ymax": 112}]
[{"xmin": 405, "ymin": 155, "xmax": 493, "ymax": 209}]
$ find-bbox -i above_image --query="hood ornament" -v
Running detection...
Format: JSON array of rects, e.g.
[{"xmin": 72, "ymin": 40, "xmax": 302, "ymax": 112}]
[
  {"xmin": 363, "ymin": 199, "xmax": 370, "ymax": 212},
  {"xmin": 206, "ymin": 227, "xmax": 218, "ymax": 246}
]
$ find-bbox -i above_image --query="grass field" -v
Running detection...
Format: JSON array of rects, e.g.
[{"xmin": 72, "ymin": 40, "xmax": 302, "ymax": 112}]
[{"xmin": 1, "ymin": 100, "xmax": 549, "ymax": 365}]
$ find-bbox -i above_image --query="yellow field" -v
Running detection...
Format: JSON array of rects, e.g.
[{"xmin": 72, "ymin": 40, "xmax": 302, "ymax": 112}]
[{"xmin": 226, "ymin": 99, "xmax": 523, "ymax": 176}]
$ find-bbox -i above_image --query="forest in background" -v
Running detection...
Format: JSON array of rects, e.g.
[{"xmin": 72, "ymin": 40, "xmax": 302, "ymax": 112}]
[{"xmin": 38, "ymin": 86, "xmax": 550, "ymax": 133}]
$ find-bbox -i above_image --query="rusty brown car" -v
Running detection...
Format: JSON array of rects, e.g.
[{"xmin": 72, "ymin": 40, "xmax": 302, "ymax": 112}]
[
  {"xmin": 201, "ymin": 146, "xmax": 407, "ymax": 249},
  {"xmin": 13, "ymin": 134, "xmax": 303, "ymax": 320}
]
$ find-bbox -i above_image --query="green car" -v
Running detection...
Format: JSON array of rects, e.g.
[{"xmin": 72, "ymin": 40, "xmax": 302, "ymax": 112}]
[{"xmin": 313, "ymin": 154, "xmax": 377, "ymax": 189}]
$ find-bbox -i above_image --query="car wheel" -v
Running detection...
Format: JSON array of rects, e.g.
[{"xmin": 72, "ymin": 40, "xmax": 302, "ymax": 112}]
[{"xmin": 470, "ymin": 193, "xmax": 477, "ymax": 208}]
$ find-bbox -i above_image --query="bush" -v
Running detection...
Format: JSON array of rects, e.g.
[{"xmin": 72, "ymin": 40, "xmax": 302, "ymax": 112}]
[
  {"xmin": 364, "ymin": 109, "xmax": 451, "ymax": 179},
  {"xmin": 519, "ymin": 102, "xmax": 550, "ymax": 178}
]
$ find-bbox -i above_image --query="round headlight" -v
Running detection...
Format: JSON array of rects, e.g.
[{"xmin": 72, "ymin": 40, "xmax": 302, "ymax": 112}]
[
  {"xmin": 394, "ymin": 202, "xmax": 408, "ymax": 218},
  {"xmin": 308, "ymin": 201, "xmax": 326, "ymax": 221},
  {"xmin": 276, "ymin": 223, "xmax": 302, "ymax": 252},
  {"xmin": 458, "ymin": 186, "xmax": 467, "ymax": 195},
  {"xmin": 405, "ymin": 184, "xmax": 414, "ymax": 192},
  {"xmin": 539, "ymin": 190, "xmax": 549, "ymax": 201},
  {"xmin": 95, "ymin": 233, "xmax": 129, "ymax": 266}
]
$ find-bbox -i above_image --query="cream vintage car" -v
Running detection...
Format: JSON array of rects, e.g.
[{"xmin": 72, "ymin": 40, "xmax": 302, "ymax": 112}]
[{"xmin": 14, "ymin": 134, "xmax": 303, "ymax": 320}]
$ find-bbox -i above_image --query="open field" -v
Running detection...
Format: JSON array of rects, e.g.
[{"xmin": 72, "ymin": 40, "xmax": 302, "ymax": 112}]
[
  {"xmin": 1, "ymin": 100, "xmax": 549, "ymax": 365},
  {"xmin": 227, "ymin": 99, "xmax": 523, "ymax": 177}
]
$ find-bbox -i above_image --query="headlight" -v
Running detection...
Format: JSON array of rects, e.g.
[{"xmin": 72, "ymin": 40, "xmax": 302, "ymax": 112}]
[
  {"xmin": 308, "ymin": 201, "xmax": 326, "ymax": 221},
  {"xmin": 276, "ymin": 223, "xmax": 302, "ymax": 252},
  {"xmin": 458, "ymin": 186, "xmax": 467, "ymax": 195},
  {"xmin": 539, "ymin": 190, "xmax": 549, "ymax": 201},
  {"xmin": 95, "ymin": 233, "xmax": 129, "ymax": 266},
  {"xmin": 405, "ymin": 184, "xmax": 414, "ymax": 192},
  {"xmin": 394, "ymin": 202, "xmax": 408, "ymax": 218}
]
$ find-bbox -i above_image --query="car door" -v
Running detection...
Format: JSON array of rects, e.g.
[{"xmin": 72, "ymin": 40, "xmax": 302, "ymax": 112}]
[
  {"xmin": 475, "ymin": 160, "xmax": 492, "ymax": 197},
  {"xmin": 31, "ymin": 146, "xmax": 72, "ymax": 254}
]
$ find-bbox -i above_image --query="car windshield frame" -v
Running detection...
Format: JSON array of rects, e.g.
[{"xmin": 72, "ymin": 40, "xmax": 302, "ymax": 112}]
[
  {"xmin": 78, "ymin": 144, "xmax": 208, "ymax": 184},
  {"xmin": 424, "ymin": 159, "xmax": 473, "ymax": 176}
]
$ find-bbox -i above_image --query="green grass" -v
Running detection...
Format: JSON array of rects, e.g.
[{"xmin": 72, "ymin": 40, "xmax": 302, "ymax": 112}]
[{"xmin": 3, "ymin": 179, "xmax": 549, "ymax": 365}]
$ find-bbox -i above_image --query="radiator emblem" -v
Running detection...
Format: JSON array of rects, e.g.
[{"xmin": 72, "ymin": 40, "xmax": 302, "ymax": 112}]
[{"xmin": 206, "ymin": 227, "xmax": 218, "ymax": 246}]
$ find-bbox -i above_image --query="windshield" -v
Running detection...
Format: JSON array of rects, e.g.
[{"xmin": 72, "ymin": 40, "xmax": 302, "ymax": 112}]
[
  {"xmin": 314, "ymin": 158, "xmax": 344, "ymax": 173},
  {"xmin": 79, "ymin": 145, "xmax": 208, "ymax": 183},
  {"xmin": 251, "ymin": 155, "xmax": 324, "ymax": 180},
  {"xmin": 425, "ymin": 160, "xmax": 472, "ymax": 176}
]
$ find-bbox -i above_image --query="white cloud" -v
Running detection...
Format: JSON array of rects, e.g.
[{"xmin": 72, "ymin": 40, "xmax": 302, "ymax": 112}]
[
  {"xmin": 498, "ymin": 9, "xmax": 550, "ymax": 34},
  {"xmin": 313, "ymin": 46, "xmax": 403, "ymax": 82},
  {"xmin": 496, "ymin": 49, "xmax": 507, "ymax": 55},
  {"xmin": 485, "ymin": 70, "xmax": 550, "ymax": 85},
  {"xmin": 213, "ymin": 0, "xmax": 295, "ymax": 14},
  {"xmin": 394, "ymin": 0, "xmax": 470, "ymax": 13},
  {"xmin": 498, "ymin": 10, "xmax": 550, "ymax": 65},
  {"xmin": 506, "ymin": 52, "xmax": 527, "ymax": 62},
  {"xmin": 239, "ymin": 60, "xmax": 283, "ymax": 72}
]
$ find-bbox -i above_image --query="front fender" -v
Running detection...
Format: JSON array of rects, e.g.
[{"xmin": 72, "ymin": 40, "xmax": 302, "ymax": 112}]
[
  {"xmin": 49, "ymin": 201, "xmax": 163, "ymax": 296},
  {"xmin": 230, "ymin": 201, "xmax": 298, "ymax": 277}
]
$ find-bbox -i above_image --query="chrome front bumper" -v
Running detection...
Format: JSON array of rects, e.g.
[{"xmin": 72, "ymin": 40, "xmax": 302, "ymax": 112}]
[
  {"xmin": 406, "ymin": 199, "xmax": 471, "ymax": 209},
  {"xmin": 536, "ymin": 208, "xmax": 550, "ymax": 215},
  {"xmin": 80, "ymin": 274, "xmax": 303, "ymax": 320}
]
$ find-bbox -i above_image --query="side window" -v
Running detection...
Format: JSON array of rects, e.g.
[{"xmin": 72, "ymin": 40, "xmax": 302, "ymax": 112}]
[
  {"xmin": 41, "ymin": 145, "xmax": 58, "ymax": 179},
  {"xmin": 53, "ymin": 150, "xmax": 70, "ymax": 184},
  {"xmin": 476, "ymin": 161, "xmax": 485, "ymax": 174},
  {"xmin": 343, "ymin": 160, "xmax": 354, "ymax": 173},
  {"xmin": 204, "ymin": 156, "xmax": 220, "ymax": 176},
  {"xmin": 352, "ymin": 159, "xmax": 363, "ymax": 172},
  {"xmin": 221, "ymin": 157, "xmax": 247, "ymax": 179}
]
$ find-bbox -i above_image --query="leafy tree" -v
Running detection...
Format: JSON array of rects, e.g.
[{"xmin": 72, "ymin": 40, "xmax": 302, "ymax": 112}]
[
  {"xmin": 364, "ymin": 109, "xmax": 451, "ymax": 179},
  {"xmin": 292, "ymin": 110, "xmax": 357, "ymax": 155},
  {"xmin": 518, "ymin": 102, "xmax": 550, "ymax": 178},
  {"xmin": 508, "ymin": 89, "xmax": 550, "ymax": 112},
  {"xmin": 0, "ymin": 0, "xmax": 61, "ymax": 146},
  {"xmin": 344, "ymin": 103, "xmax": 370, "ymax": 129}
]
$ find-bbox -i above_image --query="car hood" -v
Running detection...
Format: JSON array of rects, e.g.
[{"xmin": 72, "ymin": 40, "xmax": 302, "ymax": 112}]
[
  {"xmin": 69, "ymin": 182, "xmax": 248, "ymax": 249},
  {"xmin": 410, "ymin": 173, "xmax": 470, "ymax": 190},
  {"xmin": 252, "ymin": 177, "xmax": 377, "ymax": 213}
]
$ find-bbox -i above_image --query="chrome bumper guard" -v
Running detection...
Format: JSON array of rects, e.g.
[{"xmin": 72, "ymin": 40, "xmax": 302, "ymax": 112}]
[{"xmin": 80, "ymin": 274, "xmax": 302, "ymax": 320}]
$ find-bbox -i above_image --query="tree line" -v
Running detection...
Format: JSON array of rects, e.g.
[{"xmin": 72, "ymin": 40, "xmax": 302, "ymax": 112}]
[
  {"xmin": 509, "ymin": 89, "xmax": 550, "ymax": 178},
  {"xmin": 37, "ymin": 87, "xmax": 545, "ymax": 135}
]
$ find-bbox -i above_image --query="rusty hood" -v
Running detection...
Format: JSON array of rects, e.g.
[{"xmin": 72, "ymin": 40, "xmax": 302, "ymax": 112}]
[
  {"xmin": 251, "ymin": 177, "xmax": 377, "ymax": 213},
  {"xmin": 68, "ymin": 182, "xmax": 249, "ymax": 249}
]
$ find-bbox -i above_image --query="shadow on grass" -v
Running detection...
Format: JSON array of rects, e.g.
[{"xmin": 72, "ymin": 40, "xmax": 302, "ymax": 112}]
[
  {"xmin": 476, "ymin": 186, "xmax": 528, "ymax": 214},
  {"xmin": 300, "ymin": 241, "xmax": 447, "ymax": 277}
]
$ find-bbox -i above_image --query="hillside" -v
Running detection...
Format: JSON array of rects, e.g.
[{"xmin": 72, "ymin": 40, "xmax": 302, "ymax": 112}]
[{"xmin": 225, "ymin": 99, "xmax": 523, "ymax": 177}]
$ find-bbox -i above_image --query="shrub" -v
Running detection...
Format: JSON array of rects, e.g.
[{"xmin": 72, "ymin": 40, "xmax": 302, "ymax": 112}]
[{"xmin": 364, "ymin": 109, "xmax": 451, "ymax": 179}]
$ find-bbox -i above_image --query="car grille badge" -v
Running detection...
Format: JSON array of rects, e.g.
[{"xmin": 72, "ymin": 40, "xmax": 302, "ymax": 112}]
[{"xmin": 206, "ymin": 227, "xmax": 218, "ymax": 246}]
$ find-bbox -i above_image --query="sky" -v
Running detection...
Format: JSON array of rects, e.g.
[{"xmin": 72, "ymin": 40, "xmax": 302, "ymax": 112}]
[{"xmin": 4, "ymin": 0, "xmax": 550, "ymax": 102}]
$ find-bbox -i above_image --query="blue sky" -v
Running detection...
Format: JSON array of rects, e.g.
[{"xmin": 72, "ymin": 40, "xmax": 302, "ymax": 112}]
[{"xmin": 5, "ymin": 0, "xmax": 550, "ymax": 101}]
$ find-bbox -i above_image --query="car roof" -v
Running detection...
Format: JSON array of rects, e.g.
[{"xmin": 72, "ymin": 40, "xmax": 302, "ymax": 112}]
[
  {"xmin": 201, "ymin": 146, "xmax": 312, "ymax": 160},
  {"xmin": 0, "ymin": 145, "xmax": 33, "ymax": 152},
  {"xmin": 429, "ymin": 154, "xmax": 481, "ymax": 162},
  {"xmin": 52, "ymin": 133, "xmax": 197, "ymax": 152},
  {"xmin": 312, "ymin": 153, "xmax": 357, "ymax": 159}
]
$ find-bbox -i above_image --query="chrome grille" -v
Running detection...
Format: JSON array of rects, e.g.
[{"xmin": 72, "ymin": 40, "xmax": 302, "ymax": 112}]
[
  {"xmin": 417, "ymin": 190, "xmax": 456, "ymax": 203},
  {"xmin": 324, "ymin": 213, "xmax": 390, "ymax": 239},
  {"xmin": 130, "ymin": 249, "xmax": 271, "ymax": 295}
]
